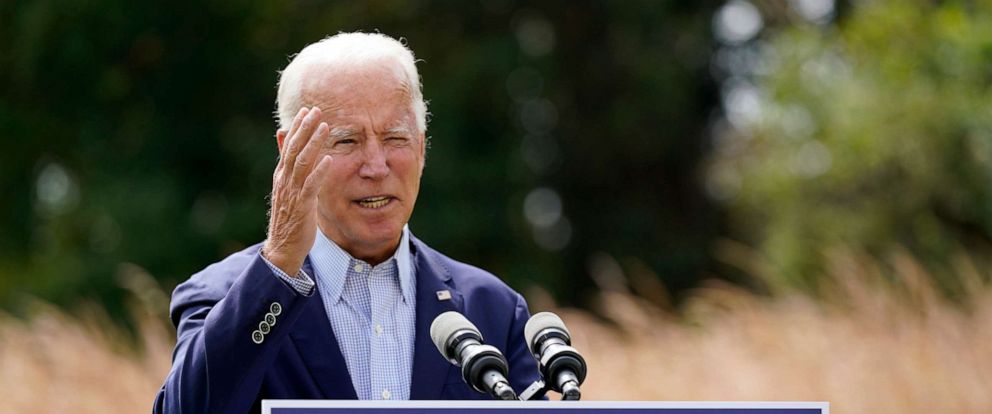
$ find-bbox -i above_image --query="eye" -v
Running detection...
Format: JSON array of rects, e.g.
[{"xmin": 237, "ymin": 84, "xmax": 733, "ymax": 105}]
[{"xmin": 335, "ymin": 139, "xmax": 357, "ymax": 145}]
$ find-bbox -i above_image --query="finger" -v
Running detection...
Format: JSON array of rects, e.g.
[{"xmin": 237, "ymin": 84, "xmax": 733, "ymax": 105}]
[
  {"xmin": 283, "ymin": 107, "xmax": 310, "ymax": 151},
  {"xmin": 277, "ymin": 107, "xmax": 310, "ymax": 172},
  {"xmin": 273, "ymin": 107, "xmax": 311, "ymax": 187},
  {"xmin": 283, "ymin": 106, "xmax": 319, "ymax": 167},
  {"xmin": 284, "ymin": 107, "xmax": 322, "ymax": 168},
  {"xmin": 293, "ymin": 121, "xmax": 329, "ymax": 185},
  {"xmin": 301, "ymin": 155, "xmax": 333, "ymax": 199}
]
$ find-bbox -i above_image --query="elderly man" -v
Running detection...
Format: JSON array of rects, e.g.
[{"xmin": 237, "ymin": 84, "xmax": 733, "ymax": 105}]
[{"xmin": 153, "ymin": 33, "xmax": 540, "ymax": 413}]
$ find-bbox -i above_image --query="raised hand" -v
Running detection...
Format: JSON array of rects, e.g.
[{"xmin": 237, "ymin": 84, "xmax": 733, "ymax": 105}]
[{"xmin": 262, "ymin": 107, "xmax": 333, "ymax": 276}]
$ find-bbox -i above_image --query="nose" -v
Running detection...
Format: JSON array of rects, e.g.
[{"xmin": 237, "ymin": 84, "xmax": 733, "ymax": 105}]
[{"xmin": 358, "ymin": 138, "xmax": 389, "ymax": 180}]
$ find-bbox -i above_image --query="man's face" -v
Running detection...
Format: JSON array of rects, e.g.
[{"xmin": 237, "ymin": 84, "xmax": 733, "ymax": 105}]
[{"xmin": 285, "ymin": 61, "xmax": 425, "ymax": 262}]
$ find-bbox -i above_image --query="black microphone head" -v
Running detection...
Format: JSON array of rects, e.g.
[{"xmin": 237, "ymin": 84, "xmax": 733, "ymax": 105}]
[
  {"xmin": 524, "ymin": 311, "xmax": 570, "ymax": 355},
  {"xmin": 430, "ymin": 311, "xmax": 482, "ymax": 360}
]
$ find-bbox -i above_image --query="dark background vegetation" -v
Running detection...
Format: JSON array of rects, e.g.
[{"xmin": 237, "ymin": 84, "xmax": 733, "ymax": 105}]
[
  {"xmin": 0, "ymin": 1, "xmax": 722, "ymax": 314},
  {"xmin": 3, "ymin": 0, "xmax": 992, "ymax": 320}
]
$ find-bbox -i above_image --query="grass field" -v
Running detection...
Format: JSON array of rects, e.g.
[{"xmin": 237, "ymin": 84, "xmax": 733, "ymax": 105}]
[{"xmin": 1, "ymin": 250, "xmax": 990, "ymax": 413}]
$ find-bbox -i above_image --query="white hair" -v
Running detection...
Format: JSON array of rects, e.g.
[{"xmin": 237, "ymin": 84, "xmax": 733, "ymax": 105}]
[{"xmin": 275, "ymin": 32, "xmax": 428, "ymax": 133}]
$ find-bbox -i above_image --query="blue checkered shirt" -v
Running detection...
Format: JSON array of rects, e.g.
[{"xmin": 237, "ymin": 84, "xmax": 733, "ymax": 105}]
[{"xmin": 262, "ymin": 226, "xmax": 417, "ymax": 400}]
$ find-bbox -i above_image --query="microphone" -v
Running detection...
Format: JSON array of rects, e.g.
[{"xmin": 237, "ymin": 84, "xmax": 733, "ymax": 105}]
[
  {"xmin": 524, "ymin": 312, "xmax": 587, "ymax": 400},
  {"xmin": 430, "ymin": 311, "xmax": 518, "ymax": 400}
]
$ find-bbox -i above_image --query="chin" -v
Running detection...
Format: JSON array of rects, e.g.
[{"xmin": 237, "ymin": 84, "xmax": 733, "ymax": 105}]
[{"xmin": 354, "ymin": 221, "xmax": 404, "ymax": 246}]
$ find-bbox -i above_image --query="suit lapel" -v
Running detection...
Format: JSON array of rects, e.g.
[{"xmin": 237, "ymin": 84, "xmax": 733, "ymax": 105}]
[
  {"xmin": 288, "ymin": 260, "xmax": 358, "ymax": 399},
  {"xmin": 409, "ymin": 237, "xmax": 464, "ymax": 400}
]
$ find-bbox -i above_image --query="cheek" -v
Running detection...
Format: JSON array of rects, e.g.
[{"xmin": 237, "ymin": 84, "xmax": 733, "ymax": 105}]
[
  {"xmin": 387, "ymin": 147, "xmax": 422, "ymax": 174},
  {"xmin": 318, "ymin": 160, "xmax": 357, "ymax": 198}
]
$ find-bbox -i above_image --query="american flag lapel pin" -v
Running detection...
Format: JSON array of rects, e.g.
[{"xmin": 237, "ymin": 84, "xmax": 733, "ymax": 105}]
[{"xmin": 435, "ymin": 290, "xmax": 452, "ymax": 301}]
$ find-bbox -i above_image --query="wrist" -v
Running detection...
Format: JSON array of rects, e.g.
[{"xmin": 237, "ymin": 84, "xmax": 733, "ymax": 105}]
[{"xmin": 261, "ymin": 244, "xmax": 303, "ymax": 277}]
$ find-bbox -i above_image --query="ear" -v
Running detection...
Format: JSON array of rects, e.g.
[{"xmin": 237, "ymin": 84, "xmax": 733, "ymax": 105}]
[
  {"xmin": 418, "ymin": 131, "xmax": 427, "ymax": 171},
  {"xmin": 276, "ymin": 129, "xmax": 288, "ymax": 154}
]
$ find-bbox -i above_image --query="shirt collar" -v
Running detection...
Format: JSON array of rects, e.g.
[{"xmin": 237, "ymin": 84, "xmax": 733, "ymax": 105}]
[{"xmin": 308, "ymin": 225, "xmax": 415, "ymax": 305}]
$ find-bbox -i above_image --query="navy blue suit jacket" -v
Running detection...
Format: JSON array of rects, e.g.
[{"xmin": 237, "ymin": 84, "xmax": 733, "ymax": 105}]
[{"xmin": 153, "ymin": 235, "xmax": 541, "ymax": 413}]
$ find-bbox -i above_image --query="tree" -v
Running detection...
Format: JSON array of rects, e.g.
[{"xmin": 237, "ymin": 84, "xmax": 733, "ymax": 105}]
[{"xmin": 708, "ymin": 0, "xmax": 992, "ymax": 292}]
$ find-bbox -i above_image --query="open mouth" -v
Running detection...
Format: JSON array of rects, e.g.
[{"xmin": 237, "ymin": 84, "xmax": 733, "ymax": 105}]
[{"xmin": 355, "ymin": 196, "xmax": 394, "ymax": 209}]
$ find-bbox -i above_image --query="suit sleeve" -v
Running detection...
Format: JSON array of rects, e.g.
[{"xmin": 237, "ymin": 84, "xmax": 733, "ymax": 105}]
[
  {"xmin": 152, "ymin": 253, "xmax": 313, "ymax": 414},
  {"xmin": 504, "ymin": 293, "xmax": 546, "ymax": 398}
]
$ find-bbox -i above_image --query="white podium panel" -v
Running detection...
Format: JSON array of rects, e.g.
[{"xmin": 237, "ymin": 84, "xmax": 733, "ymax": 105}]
[{"xmin": 262, "ymin": 400, "xmax": 828, "ymax": 414}]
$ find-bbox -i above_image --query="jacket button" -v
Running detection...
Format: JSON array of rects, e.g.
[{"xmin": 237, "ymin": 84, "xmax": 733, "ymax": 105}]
[
  {"xmin": 265, "ymin": 312, "xmax": 277, "ymax": 326},
  {"xmin": 251, "ymin": 330, "xmax": 264, "ymax": 344},
  {"xmin": 270, "ymin": 302, "xmax": 282, "ymax": 316},
  {"xmin": 259, "ymin": 320, "xmax": 271, "ymax": 335}
]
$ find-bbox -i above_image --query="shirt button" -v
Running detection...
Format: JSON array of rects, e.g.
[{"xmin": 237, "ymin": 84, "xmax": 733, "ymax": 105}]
[
  {"xmin": 353, "ymin": 264, "xmax": 364, "ymax": 273},
  {"xmin": 374, "ymin": 324, "xmax": 384, "ymax": 335},
  {"xmin": 381, "ymin": 389, "xmax": 391, "ymax": 399}
]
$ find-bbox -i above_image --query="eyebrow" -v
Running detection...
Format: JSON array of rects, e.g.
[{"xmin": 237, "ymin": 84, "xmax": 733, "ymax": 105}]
[
  {"xmin": 328, "ymin": 126, "xmax": 362, "ymax": 141},
  {"xmin": 326, "ymin": 125, "xmax": 415, "ymax": 141},
  {"xmin": 384, "ymin": 126, "xmax": 414, "ymax": 136}
]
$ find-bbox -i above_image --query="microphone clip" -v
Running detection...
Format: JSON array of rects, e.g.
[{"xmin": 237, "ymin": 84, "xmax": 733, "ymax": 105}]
[{"xmin": 518, "ymin": 376, "xmax": 581, "ymax": 401}]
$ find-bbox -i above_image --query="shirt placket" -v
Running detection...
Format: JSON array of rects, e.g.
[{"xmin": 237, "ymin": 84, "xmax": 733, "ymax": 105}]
[
  {"xmin": 343, "ymin": 259, "xmax": 373, "ymax": 399},
  {"xmin": 369, "ymin": 260, "xmax": 401, "ymax": 400}
]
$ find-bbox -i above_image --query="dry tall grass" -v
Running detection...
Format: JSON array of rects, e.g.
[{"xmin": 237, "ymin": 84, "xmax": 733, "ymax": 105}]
[
  {"xmin": 567, "ymin": 247, "xmax": 992, "ymax": 412},
  {"xmin": 2, "ymin": 250, "xmax": 991, "ymax": 413}
]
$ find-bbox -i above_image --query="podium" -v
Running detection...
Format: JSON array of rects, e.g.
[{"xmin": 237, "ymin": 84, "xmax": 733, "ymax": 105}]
[{"xmin": 262, "ymin": 400, "xmax": 829, "ymax": 414}]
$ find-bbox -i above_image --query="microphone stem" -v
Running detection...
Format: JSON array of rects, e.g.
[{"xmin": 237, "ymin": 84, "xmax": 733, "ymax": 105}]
[
  {"xmin": 556, "ymin": 370, "xmax": 582, "ymax": 401},
  {"xmin": 482, "ymin": 370, "xmax": 518, "ymax": 400},
  {"xmin": 492, "ymin": 381, "xmax": 518, "ymax": 400},
  {"xmin": 560, "ymin": 380, "xmax": 581, "ymax": 400}
]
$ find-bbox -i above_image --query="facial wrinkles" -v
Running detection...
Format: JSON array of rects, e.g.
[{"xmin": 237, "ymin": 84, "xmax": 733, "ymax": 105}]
[
  {"xmin": 297, "ymin": 66, "xmax": 421, "ymax": 175},
  {"xmin": 289, "ymin": 60, "xmax": 422, "ymax": 264},
  {"xmin": 343, "ymin": 96, "xmax": 416, "ymax": 136},
  {"xmin": 305, "ymin": 80, "xmax": 409, "ymax": 120},
  {"xmin": 344, "ymin": 70, "xmax": 415, "ymax": 135},
  {"xmin": 298, "ymin": 59, "xmax": 415, "ymax": 115},
  {"xmin": 325, "ymin": 109, "xmax": 411, "ymax": 139}
]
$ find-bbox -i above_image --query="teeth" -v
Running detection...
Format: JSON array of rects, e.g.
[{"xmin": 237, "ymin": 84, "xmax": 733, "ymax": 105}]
[{"xmin": 358, "ymin": 197, "xmax": 391, "ymax": 209}]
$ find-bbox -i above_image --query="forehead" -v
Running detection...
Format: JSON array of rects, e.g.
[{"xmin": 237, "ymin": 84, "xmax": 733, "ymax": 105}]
[{"xmin": 299, "ymin": 59, "xmax": 414, "ymax": 118}]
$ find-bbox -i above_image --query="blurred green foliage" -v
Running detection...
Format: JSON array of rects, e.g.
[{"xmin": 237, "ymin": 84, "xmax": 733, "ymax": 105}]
[
  {"xmin": 0, "ymin": 1, "xmax": 722, "ymax": 314},
  {"xmin": 7, "ymin": 0, "xmax": 992, "ymax": 319},
  {"xmin": 709, "ymin": 0, "xmax": 992, "ymax": 292}
]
